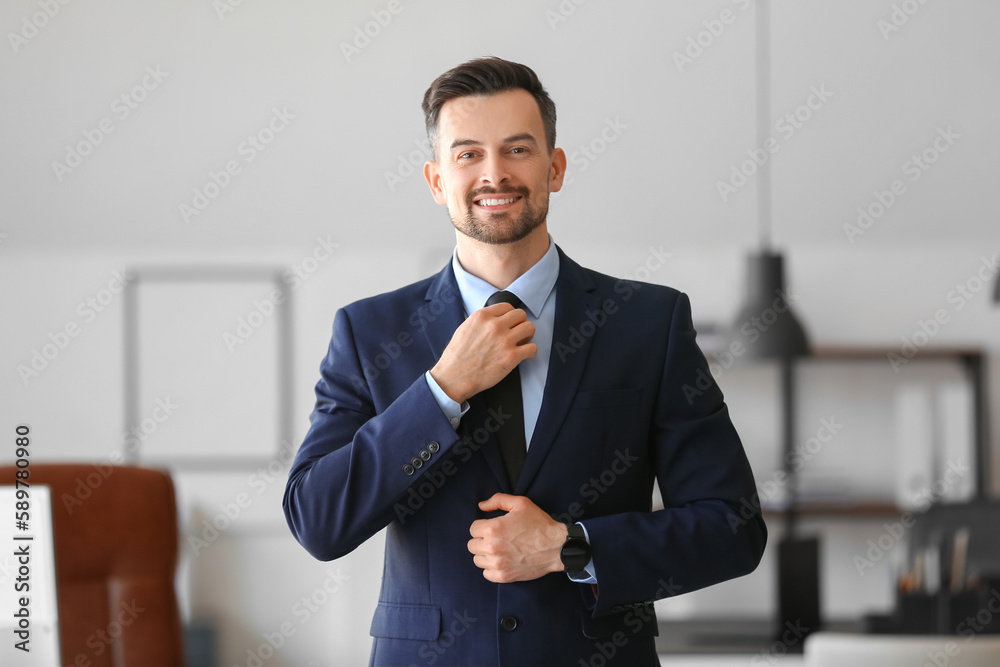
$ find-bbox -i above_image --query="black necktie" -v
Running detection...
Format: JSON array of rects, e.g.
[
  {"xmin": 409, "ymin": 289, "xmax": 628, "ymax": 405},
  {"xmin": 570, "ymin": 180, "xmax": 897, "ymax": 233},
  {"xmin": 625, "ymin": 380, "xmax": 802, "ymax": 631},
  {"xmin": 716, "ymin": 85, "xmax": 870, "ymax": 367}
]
[{"xmin": 482, "ymin": 290, "xmax": 527, "ymax": 488}]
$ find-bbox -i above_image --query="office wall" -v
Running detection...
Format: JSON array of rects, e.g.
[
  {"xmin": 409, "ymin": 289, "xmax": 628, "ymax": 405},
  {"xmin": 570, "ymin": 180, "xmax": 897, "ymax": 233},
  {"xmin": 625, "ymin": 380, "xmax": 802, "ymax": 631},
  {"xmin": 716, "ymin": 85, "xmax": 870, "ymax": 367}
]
[{"xmin": 2, "ymin": 1, "xmax": 998, "ymax": 665}]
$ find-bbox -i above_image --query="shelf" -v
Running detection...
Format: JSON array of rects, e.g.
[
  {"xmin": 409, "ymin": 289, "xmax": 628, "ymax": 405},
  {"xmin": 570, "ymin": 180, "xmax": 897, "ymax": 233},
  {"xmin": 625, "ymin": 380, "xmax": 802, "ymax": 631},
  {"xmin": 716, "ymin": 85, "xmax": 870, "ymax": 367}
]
[
  {"xmin": 763, "ymin": 500, "xmax": 901, "ymax": 517},
  {"xmin": 809, "ymin": 345, "xmax": 983, "ymax": 362}
]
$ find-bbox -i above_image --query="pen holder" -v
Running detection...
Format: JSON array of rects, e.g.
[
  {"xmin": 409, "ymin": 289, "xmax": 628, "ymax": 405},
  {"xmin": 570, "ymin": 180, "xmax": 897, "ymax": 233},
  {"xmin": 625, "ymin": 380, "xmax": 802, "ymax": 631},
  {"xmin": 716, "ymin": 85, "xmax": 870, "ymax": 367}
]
[{"xmin": 894, "ymin": 589, "xmax": 1000, "ymax": 634}]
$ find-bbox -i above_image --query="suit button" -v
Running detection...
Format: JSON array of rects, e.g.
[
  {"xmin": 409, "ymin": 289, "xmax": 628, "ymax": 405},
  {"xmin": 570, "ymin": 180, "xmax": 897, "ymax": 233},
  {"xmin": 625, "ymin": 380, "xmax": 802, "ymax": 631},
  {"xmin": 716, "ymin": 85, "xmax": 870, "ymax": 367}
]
[
  {"xmin": 411, "ymin": 457, "xmax": 423, "ymax": 469},
  {"xmin": 428, "ymin": 441, "xmax": 440, "ymax": 453},
  {"xmin": 402, "ymin": 464, "xmax": 415, "ymax": 476},
  {"xmin": 500, "ymin": 616, "xmax": 518, "ymax": 632},
  {"xmin": 419, "ymin": 449, "xmax": 431, "ymax": 461}
]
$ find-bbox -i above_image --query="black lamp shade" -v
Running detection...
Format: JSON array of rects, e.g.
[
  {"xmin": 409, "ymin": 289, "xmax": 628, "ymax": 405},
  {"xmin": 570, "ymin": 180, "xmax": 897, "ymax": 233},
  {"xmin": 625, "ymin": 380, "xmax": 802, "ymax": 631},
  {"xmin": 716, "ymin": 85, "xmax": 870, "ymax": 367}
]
[{"xmin": 731, "ymin": 251, "xmax": 810, "ymax": 360}]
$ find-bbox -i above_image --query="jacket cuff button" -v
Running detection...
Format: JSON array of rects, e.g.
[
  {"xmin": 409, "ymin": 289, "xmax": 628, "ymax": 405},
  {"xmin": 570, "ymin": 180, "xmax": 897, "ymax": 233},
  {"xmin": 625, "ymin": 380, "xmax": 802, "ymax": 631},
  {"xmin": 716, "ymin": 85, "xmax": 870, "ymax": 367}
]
[
  {"xmin": 428, "ymin": 441, "xmax": 440, "ymax": 453},
  {"xmin": 402, "ymin": 464, "xmax": 415, "ymax": 476}
]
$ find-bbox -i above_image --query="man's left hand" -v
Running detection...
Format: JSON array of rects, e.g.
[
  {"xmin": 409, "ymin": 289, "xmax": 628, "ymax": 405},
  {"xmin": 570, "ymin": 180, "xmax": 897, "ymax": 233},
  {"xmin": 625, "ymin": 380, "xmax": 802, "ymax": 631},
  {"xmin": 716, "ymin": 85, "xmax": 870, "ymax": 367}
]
[{"xmin": 468, "ymin": 493, "xmax": 567, "ymax": 583}]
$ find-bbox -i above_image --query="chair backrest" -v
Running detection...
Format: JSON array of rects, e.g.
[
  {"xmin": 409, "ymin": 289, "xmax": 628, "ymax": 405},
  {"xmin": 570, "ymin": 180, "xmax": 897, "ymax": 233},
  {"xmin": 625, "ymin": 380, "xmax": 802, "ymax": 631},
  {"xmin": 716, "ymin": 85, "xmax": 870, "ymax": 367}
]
[
  {"xmin": 0, "ymin": 464, "xmax": 184, "ymax": 667},
  {"xmin": 805, "ymin": 631, "xmax": 1000, "ymax": 667}
]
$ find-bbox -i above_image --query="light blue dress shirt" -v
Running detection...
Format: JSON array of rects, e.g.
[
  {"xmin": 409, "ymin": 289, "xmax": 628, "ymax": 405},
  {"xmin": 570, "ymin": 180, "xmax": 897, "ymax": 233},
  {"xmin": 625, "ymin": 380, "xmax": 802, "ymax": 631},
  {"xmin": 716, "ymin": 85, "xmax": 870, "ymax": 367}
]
[{"xmin": 423, "ymin": 237, "xmax": 597, "ymax": 583}]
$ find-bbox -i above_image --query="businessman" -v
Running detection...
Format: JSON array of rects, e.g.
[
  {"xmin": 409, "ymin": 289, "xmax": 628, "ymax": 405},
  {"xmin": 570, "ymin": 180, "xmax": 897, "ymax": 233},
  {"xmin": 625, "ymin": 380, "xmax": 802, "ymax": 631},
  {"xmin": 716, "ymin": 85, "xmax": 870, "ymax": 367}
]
[{"xmin": 283, "ymin": 57, "xmax": 766, "ymax": 666}]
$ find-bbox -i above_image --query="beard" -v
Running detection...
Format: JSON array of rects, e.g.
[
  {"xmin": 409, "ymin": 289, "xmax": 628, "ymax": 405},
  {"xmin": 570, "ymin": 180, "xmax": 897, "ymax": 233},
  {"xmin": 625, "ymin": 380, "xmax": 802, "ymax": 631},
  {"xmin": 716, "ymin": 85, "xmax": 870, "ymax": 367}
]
[{"xmin": 450, "ymin": 185, "xmax": 548, "ymax": 245}]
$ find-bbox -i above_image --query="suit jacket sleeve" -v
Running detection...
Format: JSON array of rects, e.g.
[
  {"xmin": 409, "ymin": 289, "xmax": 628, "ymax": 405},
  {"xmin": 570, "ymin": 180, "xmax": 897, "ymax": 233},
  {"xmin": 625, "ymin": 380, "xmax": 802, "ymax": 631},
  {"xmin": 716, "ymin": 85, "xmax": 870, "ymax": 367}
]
[
  {"xmin": 582, "ymin": 292, "xmax": 767, "ymax": 617},
  {"xmin": 281, "ymin": 306, "xmax": 460, "ymax": 561}
]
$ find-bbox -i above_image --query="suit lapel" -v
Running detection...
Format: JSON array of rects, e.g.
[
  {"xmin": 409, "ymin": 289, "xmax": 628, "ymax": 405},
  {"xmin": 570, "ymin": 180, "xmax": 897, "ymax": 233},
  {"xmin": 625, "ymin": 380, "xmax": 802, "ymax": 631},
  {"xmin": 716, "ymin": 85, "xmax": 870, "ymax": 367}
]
[
  {"xmin": 419, "ymin": 264, "xmax": 511, "ymax": 492},
  {"xmin": 418, "ymin": 265, "xmax": 464, "ymax": 362},
  {"xmin": 515, "ymin": 248, "xmax": 600, "ymax": 494}
]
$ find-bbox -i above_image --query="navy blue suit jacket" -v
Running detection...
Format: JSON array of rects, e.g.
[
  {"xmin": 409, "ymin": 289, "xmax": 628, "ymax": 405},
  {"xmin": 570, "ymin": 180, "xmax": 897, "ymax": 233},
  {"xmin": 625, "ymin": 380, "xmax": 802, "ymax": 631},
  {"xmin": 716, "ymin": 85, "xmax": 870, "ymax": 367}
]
[{"xmin": 283, "ymin": 247, "xmax": 766, "ymax": 666}]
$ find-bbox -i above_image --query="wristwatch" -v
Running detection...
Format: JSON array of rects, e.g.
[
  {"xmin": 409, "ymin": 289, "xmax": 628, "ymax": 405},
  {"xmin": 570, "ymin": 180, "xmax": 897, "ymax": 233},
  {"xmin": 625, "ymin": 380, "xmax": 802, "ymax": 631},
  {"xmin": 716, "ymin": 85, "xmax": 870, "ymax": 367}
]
[{"xmin": 560, "ymin": 522, "xmax": 591, "ymax": 575}]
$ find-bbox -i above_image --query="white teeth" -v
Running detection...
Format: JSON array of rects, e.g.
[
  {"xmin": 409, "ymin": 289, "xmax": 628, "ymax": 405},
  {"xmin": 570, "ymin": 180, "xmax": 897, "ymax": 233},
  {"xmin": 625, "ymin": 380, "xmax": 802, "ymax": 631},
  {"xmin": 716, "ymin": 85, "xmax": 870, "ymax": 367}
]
[{"xmin": 478, "ymin": 197, "xmax": 517, "ymax": 206}]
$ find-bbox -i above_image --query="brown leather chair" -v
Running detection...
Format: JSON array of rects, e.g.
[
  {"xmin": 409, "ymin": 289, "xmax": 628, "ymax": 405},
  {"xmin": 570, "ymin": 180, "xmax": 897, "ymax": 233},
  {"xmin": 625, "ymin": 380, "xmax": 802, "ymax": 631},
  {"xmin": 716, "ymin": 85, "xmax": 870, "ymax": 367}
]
[{"xmin": 0, "ymin": 464, "xmax": 184, "ymax": 666}]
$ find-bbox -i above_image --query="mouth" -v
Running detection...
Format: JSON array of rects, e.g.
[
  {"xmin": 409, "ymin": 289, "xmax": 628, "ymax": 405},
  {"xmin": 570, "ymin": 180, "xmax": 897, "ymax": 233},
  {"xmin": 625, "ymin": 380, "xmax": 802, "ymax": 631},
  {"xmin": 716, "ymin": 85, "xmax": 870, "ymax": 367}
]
[{"xmin": 473, "ymin": 195, "xmax": 523, "ymax": 211}]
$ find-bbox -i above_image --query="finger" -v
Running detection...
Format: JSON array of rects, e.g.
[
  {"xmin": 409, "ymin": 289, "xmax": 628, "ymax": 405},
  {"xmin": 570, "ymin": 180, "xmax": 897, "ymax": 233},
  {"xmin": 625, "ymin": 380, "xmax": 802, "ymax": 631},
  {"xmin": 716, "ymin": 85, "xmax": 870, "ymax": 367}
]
[
  {"xmin": 482, "ymin": 302, "xmax": 515, "ymax": 317},
  {"xmin": 478, "ymin": 493, "xmax": 516, "ymax": 513},
  {"xmin": 495, "ymin": 307, "xmax": 528, "ymax": 329},
  {"xmin": 473, "ymin": 553, "xmax": 500, "ymax": 570},
  {"xmin": 506, "ymin": 318, "xmax": 533, "ymax": 343}
]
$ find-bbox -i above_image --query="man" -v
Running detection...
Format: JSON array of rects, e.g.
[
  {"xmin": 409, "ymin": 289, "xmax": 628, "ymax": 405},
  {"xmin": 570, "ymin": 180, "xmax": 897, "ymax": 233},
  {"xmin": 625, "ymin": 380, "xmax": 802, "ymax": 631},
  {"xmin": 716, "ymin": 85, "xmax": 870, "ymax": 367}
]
[{"xmin": 283, "ymin": 57, "xmax": 766, "ymax": 666}]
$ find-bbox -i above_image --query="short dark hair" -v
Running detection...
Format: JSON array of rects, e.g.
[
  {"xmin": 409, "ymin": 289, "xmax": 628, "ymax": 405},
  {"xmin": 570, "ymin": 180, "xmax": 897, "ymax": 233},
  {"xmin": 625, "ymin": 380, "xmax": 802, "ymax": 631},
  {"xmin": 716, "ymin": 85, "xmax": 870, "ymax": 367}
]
[{"xmin": 421, "ymin": 57, "xmax": 557, "ymax": 159}]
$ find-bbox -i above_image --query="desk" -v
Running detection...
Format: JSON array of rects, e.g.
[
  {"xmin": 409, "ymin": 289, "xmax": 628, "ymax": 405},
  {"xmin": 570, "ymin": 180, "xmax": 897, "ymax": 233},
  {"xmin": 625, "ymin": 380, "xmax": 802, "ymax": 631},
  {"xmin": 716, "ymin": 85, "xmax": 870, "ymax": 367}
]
[
  {"xmin": 655, "ymin": 618, "xmax": 859, "ymax": 655},
  {"xmin": 659, "ymin": 658, "xmax": 804, "ymax": 667}
]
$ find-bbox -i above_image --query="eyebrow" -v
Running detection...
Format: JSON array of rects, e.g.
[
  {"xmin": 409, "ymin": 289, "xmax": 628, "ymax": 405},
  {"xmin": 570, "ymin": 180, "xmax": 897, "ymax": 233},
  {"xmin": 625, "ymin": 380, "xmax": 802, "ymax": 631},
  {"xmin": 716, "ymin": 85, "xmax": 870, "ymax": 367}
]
[{"xmin": 449, "ymin": 133, "xmax": 539, "ymax": 150}]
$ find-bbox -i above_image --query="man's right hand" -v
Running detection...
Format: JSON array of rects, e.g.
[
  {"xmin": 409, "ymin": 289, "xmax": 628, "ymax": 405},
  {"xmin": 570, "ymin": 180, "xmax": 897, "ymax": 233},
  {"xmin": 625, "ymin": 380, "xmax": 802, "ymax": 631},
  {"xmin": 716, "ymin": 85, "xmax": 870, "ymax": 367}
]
[{"xmin": 429, "ymin": 302, "xmax": 536, "ymax": 404}]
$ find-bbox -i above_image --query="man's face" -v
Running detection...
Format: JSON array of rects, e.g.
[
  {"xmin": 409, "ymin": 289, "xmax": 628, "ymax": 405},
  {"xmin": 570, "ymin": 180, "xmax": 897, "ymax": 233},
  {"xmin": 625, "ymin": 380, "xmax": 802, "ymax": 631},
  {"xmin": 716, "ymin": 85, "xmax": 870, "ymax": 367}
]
[{"xmin": 424, "ymin": 89, "xmax": 566, "ymax": 246}]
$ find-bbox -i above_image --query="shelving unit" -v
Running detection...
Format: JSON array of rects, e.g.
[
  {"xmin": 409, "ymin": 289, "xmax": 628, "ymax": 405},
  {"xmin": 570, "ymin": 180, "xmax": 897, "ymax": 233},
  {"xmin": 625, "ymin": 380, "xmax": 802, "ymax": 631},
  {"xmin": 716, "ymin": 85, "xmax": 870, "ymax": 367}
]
[
  {"xmin": 802, "ymin": 346, "xmax": 990, "ymax": 504},
  {"xmin": 707, "ymin": 345, "xmax": 991, "ymax": 517}
]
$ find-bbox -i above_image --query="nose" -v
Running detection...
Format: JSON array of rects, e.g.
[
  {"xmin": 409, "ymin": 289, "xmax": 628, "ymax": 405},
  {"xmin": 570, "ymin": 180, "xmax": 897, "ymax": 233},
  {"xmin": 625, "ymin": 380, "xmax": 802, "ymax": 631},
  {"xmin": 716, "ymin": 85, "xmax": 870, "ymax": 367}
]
[{"xmin": 479, "ymin": 153, "xmax": 510, "ymax": 186}]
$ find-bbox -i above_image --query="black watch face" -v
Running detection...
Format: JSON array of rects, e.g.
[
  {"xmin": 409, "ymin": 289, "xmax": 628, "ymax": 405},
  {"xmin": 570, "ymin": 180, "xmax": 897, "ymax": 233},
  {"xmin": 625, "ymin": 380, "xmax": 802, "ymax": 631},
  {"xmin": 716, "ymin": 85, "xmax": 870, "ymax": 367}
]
[{"xmin": 561, "ymin": 538, "xmax": 590, "ymax": 572}]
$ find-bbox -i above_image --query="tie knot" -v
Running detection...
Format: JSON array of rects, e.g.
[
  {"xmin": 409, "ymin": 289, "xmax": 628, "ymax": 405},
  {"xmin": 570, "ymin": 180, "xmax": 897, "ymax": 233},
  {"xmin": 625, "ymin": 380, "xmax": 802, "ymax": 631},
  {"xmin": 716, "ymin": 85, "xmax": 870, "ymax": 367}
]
[{"xmin": 485, "ymin": 290, "xmax": 524, "ymax": 310}]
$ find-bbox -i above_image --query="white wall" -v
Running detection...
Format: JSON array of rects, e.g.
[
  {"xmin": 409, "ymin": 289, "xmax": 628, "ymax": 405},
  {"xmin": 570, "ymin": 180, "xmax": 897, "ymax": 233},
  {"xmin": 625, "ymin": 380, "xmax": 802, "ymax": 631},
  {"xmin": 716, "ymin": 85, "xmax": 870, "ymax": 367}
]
[{"xmin": 2, "ymin": 1, "xmax": 999, "ymax": 665}]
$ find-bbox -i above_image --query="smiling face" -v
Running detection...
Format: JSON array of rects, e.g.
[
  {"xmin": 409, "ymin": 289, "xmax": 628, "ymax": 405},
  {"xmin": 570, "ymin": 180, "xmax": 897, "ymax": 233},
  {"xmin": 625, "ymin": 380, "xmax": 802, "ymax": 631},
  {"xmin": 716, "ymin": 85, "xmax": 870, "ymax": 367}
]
[{"xmin": 424, "ymin": 89, "xmax": 566, "ymax": 247}]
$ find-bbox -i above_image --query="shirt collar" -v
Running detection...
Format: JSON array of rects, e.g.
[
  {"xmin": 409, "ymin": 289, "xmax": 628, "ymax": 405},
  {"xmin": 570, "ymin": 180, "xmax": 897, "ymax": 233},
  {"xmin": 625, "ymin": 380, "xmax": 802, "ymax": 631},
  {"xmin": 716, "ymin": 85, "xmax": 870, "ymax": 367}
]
[{"xmin": 451, "ymin": 236, "xmax": 559, "ymax": 318}]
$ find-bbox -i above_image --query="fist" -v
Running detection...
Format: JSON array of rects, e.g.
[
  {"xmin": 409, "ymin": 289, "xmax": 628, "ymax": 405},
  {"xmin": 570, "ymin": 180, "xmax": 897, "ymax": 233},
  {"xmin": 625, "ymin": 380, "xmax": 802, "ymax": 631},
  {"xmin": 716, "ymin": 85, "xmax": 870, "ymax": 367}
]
[{"xmin": 430, "ymin": 302, "xmax": 536, "ymax": 404}]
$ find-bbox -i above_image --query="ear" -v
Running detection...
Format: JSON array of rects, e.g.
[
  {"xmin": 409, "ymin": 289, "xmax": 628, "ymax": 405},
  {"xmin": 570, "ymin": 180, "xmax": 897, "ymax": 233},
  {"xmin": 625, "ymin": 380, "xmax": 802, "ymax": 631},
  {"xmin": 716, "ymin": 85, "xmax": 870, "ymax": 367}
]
[
  {"xmin": 548, "ymin": 147, "xmax": 567, "ymax": 193},
  {"xmin": 423, "ymin": 160, "xmax": 447, "ymax": 205}
]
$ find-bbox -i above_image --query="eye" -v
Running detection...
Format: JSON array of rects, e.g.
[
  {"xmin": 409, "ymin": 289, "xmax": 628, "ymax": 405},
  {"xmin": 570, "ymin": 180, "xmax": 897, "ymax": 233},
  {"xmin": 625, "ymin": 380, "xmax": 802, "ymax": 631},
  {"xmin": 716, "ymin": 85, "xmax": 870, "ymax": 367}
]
[
  {"xmin": 510, "ymin": 147, "xmax": 527, "ymax": 154},
  {"xmin": 458, "ymin": 151, "xmax": 477, "ymax": 160}
]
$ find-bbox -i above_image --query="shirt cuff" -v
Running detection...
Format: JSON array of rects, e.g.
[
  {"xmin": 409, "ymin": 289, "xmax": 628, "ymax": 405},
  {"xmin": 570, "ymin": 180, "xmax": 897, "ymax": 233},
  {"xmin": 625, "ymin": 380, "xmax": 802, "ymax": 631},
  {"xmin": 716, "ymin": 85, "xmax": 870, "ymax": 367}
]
[
  {"xmin": 566, "ymin": 522, "xmax": 598, "ymax": 584},
  {"xmin": 424, "ymin": 371, "xmax": 469, "ymax": 430}
]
